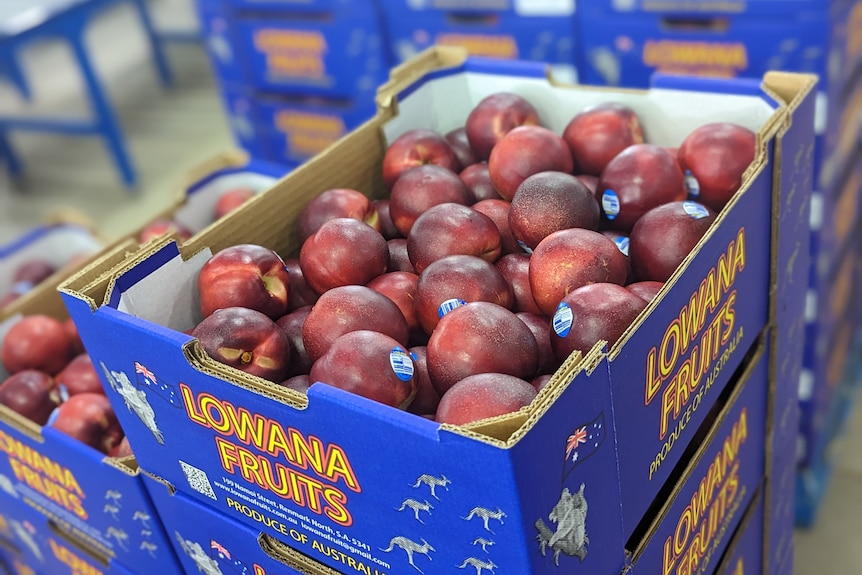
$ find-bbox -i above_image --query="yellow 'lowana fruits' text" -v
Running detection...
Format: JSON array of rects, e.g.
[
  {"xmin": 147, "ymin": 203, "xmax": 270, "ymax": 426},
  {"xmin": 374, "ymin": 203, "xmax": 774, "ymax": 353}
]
[
  {"xmin": 49, "ymin": 538, "xmax": 102, "ymax": 575},
  {"xmin": 0, "ymin": 430, "xmax": 86, "ymax": 519},
  {"xmin": 277, "ymin": 111, "xmax": 345, "ymax": 157},
  {"xmin": 182, "ymin": 386, "xmax": 360, "ymax": 526},
  {"xmin": 645, "ymin": 228, "xmax": 746, "ymax": 439},
  {"xmin": 663, "ymin": 407, "xmax": 748, "ymax": 575},
  {"xmin": 435, "ymin": 34, "xmax": 518, "ymax": 58},
  {"xmin": 644, "ymin": 40, "xmax": 748, "ymax": 77},
  {"xmin": 254, "ymin": 30, "xmax": 327, "ymax": 78}
]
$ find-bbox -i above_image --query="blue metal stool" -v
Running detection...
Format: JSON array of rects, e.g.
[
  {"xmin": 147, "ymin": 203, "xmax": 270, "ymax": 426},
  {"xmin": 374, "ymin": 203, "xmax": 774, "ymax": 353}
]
[{"xmin": 0, "ymin": 0, "xmax": 174, "ymax": 190}]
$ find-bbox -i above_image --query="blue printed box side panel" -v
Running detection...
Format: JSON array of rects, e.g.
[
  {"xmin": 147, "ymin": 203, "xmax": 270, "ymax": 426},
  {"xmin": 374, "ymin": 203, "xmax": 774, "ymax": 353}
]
[
  {"xmin": 631, "ymin": 334, "xmax": 768, "ymax": 574},
  {"xmin": 61, "ymin": 258, "xmax": 627, "ymax": 575},
  {"xmin": 384, "ymin": 11, "xmax": 577, "ymax": 83},
  {"xmin": 256, "ymin": 96, "xmax": 378, "ymax": 165},
  {"xmin": 59, "ymin": 53, "xmax": 816, "ymax": 575},
  {"xmin": 577, "ymin": 12, "xmax": 831, "ymax": 88},
  {"xmin": 714, "ymin": 492, "xmax": 764, "ymax": 575},
  {"xmin": 0, "ymin": 494, "xmax": 145, "ymax": 575},
  {"xmin": 235, "ymin": 9, "xmax": 390, "ymax": 99}
]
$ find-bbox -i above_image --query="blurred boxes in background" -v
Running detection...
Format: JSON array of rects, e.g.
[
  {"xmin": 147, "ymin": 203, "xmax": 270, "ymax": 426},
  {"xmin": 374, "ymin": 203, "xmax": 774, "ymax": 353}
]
[
  {"xmin": 380, "ymin": 0, "xmax": 578, "ymax": 84},
  {"xmin": 197, "ymin": 0, "xmax": 390, "ymax": 168}
]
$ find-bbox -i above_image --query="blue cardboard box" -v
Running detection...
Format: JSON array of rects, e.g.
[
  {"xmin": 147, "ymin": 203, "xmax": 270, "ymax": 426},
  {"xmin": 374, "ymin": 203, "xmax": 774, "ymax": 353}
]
[
  {"xmin": 148, "ymin": 329, "xmax": 768, "ymax": 575},
  {"xmin": 59, "ymin": 49, "xmax": 815, "ymax": 575},
  {"xmin": 196, "ymin": 0, "xmax": 247, "ymax": 89},
  {"xmin": 197, "ymin": 0, "xmax": 390, "ymax": 100},
  {"xmin": 215, "ymin": 86, "xmax": 276, "ymax": 164},
  {"xmin": 0, "ymin": 222, "xmax": 103, "ymax": 312},
  {"xmin": 577, "ymin": 3, "xmax": 835, "ymax": 89},
  {"xmin": 254, "ymin": 94, "xmax": 377, "ymax": 166},
  {"xmin": 217, "ymin": 84, "xmax": 369, "ymax": 168},
  {"xmin": 0, "ymin": 494, "xmax": 147, "ymax": 575},
  {"xmin": 0, "ymin": 289, "xmax": 182, "ymax": 574},
  {"xmin": 627, "ymin": 335, "xmax": 768, "ymax": 574},
  {"xmin": 233, "ymin": 7, "xmax": 389, "ymax": 99},
  {"xmin": 713, "ymin": 492, "xmax": 765, "ymax": 575},
  {"xmin": 381, "ymin": 8, "xmax": 577, "ymax": 84}
]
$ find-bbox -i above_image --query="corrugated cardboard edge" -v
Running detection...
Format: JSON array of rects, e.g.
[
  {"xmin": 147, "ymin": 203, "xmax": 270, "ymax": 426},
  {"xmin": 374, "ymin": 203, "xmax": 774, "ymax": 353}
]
[
  {"xmin": 760, "ymin": 70, "xmax": 819, "ymax": 575},
  {"xmin": 710, "ymin": 485, "xmax": 765, "ymax": 575}
]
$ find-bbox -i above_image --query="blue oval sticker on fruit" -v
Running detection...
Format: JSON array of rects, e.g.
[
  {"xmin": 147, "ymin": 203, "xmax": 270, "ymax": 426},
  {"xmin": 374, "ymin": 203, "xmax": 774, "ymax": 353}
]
[
  {"xmin": 553, "ymin": 302, "xmax": 573, "ymax": 337},
  {"xmin": 438, "ymin": 298, "xmax": 466, "ymax": 318},
  {"xmin": 389, "ymin": 347, "xmax": 414, "ymax": 381},
  {"xmin": 613, "ymin": 236, "xmax": 630, "ymax": 256},
  {"xmin": 684, "ymin": 169, "xmax": 700, "ymax": 198},
  {"xmin": 602, "ymin": 190, "xmax": 620, "ymax": 220},
  {"xmin": 682, "ymin": 201, "xmax": 710, "ymax": 220}
]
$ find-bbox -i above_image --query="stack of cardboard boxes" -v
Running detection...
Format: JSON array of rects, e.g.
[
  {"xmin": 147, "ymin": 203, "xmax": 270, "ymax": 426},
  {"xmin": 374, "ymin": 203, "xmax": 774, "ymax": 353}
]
[
  {"xmin": 52, "ymin": 46, "xmax": 816, "ymax": 575},
  {"xmin": 197, "ymin": 0, "xmax": 392, "ymax": 170}
]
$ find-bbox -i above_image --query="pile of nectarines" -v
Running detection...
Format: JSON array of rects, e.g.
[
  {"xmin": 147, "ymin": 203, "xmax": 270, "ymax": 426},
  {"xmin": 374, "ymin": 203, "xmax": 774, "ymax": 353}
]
[
  {"xmin": 0, "ymin": 315, "xmax": 131, "ymax": 456},
  {"xmin": 191, "ymin": 92, "xmax": 756, "ymax": 427}
]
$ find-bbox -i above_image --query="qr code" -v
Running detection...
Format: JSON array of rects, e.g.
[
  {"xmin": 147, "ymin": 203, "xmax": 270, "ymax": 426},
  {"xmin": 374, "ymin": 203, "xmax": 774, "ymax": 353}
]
[{"xmin": 179, "ymin": 461, "xmax": 217, "ymax": 500}]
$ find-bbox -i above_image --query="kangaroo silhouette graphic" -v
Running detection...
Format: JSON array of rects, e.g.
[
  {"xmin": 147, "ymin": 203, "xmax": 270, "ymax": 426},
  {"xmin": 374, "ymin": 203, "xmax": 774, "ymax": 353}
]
[
  {"xmin": 104, "ymin": 489, "xmax": 122, "ymax": 503},
  {"xmin": 458, "ymin": 557, "xmax": 498, "ymax": 575},
  {"xmin": 105, "ymin": 527, "xmax": 130, "ymax": 550},
  {"xmin": 380, "ymin": 536, "xmax": 435, "ymax": 573},
  {"xmin": 471, "ymin": 537, "xmax": 495, "ymax": 553},
  {"xmin": 103, "ymin": 503, "xmax": 121, "ymax": 520},
  {"xmin": 140, "ymin": 541, "xmax": 158, "ymax": 557},
  {"xmin": 132, "ymin": 510, "xmax": 152, "ymax": 529},
  {"xmin": 463, "ymin": 507, "xmax": 506, "ymax": 533},
  {"xmin": 411, "ymin": 474, "xmax": 450, "ymax": 500},
  {"xmin": 397, "ymin": 498, "xmax": 434, "ymax": 524}
]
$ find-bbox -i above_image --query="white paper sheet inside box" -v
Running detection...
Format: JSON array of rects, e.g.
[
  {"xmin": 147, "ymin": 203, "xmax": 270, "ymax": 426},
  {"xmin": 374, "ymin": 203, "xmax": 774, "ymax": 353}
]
[{"xmin": 382, "ymin": 68, "xmax": 777, "ymax": 146}]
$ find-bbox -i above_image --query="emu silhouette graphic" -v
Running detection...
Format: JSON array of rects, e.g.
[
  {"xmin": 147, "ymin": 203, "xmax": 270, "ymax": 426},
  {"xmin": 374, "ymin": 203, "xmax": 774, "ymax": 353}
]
[
  {"xmin": 104, "ymin": 489, "xmax": 122, "ymax": 504},
  {"xmin": 471, "ymin": 537, "xmax": 495, "ymax": 552},
  {"xmin": 463, "ymin": 507, "xmax": 506, "ymax": 533},
  {"xmin": 380, "ymin": 537, "xmax": 434, "ymax": 573},
  {"xmin": 411, "ymin": 474, "xmax": 450, "ymax": 499},
  {"xmin": 458, "ymin": 557, "xmax": 498, "ymax": 575},
  {"xmin": 397, "ymin": 499, "xmax": 433, "ymax": 524}
]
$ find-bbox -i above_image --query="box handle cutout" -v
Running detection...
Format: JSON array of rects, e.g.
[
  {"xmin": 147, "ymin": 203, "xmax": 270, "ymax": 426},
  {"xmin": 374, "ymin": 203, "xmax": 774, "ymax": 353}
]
[
  {"xmin": 660, "ymin": 16, "xmax": 730, "ymax": 32},
  {"xmin": 445, "ymin": 13, "xmax": 501, "ymax": 26},
  {"xmin": 258, "ymin": 532, "xmax": 344, "ymax": 575},
  {"xmin": 47, "ymin": 518, "xmax": 113, "ymax": 567}
]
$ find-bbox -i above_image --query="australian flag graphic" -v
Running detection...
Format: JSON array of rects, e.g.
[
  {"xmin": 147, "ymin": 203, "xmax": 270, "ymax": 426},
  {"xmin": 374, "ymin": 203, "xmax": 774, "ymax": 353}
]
[
  {"xmin": 210, "ymin": 539, "xmax": 250, "ymax": 574},
  {"xmin": 562, "ymin": 412, "xmax": 607, "ymax": 483},
  {"xmin": 134, "ymin": 362, "xmax": 182, "ymax": 407}
]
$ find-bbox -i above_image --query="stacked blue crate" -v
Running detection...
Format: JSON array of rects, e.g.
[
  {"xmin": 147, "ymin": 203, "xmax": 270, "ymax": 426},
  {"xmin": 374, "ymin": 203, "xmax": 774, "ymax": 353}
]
[
  {"xmin": 379, "ymin": 0, "xmax": 578, "ymax": 83},
  {"xmin": 575, "ymin": 0, "xmax": 862, "ymax": 528},
  {"xmin": 196, "ymin": 0, "xmax": 390, "ymax": 168}
]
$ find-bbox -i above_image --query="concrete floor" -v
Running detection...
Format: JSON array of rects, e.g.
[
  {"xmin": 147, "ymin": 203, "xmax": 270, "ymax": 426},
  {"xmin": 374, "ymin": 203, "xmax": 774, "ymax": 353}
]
[{"xmin": 0, "ymin": 1, "xmax": 860, "ymax": 573}]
